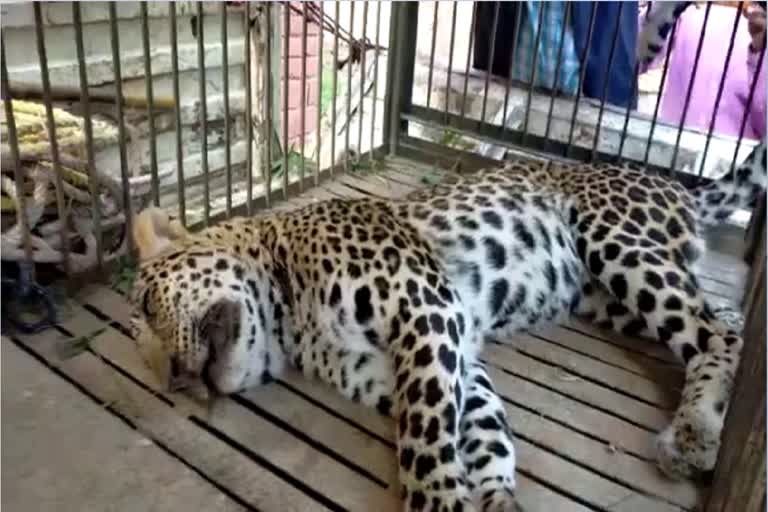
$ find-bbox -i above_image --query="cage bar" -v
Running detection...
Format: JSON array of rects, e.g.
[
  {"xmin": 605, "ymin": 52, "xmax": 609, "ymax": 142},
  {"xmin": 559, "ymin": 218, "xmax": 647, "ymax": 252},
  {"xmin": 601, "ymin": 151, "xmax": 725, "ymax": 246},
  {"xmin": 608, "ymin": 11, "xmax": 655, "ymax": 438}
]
[
  {"xmin": 196, "ymin": 2, "xmax": 210, "ymax": 226},
  {"xmin": 345, "ymin": 2, "xmax": 354, "ymax": 170},
  {"xmin": 33, "ymin": 3, "xmax": 72, "ymax": 272},
  {"xmin": 543, "ymin": 2, "xmax": 572, "ymax": 146},
  {"xmin": 315, "ymin": 1, "xmax": 323, "ymax": 183},
  {"xmin": 698, "ymin": 2, "xmax": 744, "ymax": 178},
  {"xmin": 501, "ymin": 3, "xmax": 524, "ymax": 128},
  {"xmin": 140, "ymin": 2, "xmax": 159, "ymax": 207},
  {"xmin": 565, "ymin": 2, "xmax": 598, "ymax": 157},
  {"xmin": 299, "ymin": 2, "xmax": 307, "ymax": 191},
  {"xmin": 730, "ymin": 47, "xmax": 765, "ymax": 173},
  {"xmin": 521, "ymin": 2, "xmax": 547, "ymax": 141},
  {"xmin": 72, "ymin": 2, "xmax": 104, "ymax": 270},
  {"xmin": 444, "ymin": 2, "xmax": 457, "ymax": 124},
  {"xmin": 221, "ymin": 2, "xmax": 232, "ymax": 217},
  {"xmin": 459, "ymin": 4, "xmax": 477, "ymax": 121},
  {"xmin": 370, "ymin": 1, "xmax": 381, "ymax": 163},
  {"xmin": 643, "ymin": 22, "xmax": 678, "ymax": 167},
  {"xmin": 357, "ymin": 1, "xmax": 368, "ymax": 160},
  {"xmin": 480, "ymin": 2, "xmax": 500, "ymax": 126},
  {"xmin": 169, "ymin": 2, "xmax": 186, "ymax": 225},
  {"xmin": 264, "ymin": 3, "xmax": 273, "ymax": 207},
  {"xmin": 244, "ymin": 1, "xmax": 253, "ymax": 215},
  {"xmin": 426, "ymin": 2, "xmax": 439, "ymax": 110},
  {"xmin": 591, "ymin": 2, "xmax": 625, "ymax": 161},
  {"xmin": 282, "ymin": 1, "xmax": 290, "ymax": 199},
  {"xmin": 670, "ymin": 3, "xmax": 712, "ymax": 172},
  {"xmin": 331, "ymin": 1, "xmax": 340, "ymax": 172},
  {"xmin": 1, "ymin": 36, "xmax": 35, "ymax": 271}
]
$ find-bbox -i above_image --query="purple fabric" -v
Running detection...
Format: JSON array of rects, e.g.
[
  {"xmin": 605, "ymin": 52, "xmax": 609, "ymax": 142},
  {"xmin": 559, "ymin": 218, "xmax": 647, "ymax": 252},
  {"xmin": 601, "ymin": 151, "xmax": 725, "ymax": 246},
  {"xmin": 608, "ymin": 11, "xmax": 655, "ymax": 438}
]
[{"xmin": 641, "ymin": 5, "xmax": 766, "ymax": 141}]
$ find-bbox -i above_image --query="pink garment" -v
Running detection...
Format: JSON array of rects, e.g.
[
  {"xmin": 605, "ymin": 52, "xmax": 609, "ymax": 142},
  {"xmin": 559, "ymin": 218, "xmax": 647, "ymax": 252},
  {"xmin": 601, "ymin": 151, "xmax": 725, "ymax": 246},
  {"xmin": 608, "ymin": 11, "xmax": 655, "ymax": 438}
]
[{"xmin": 641, "ymin": 5, "xmax": 765, "ymax": 141}]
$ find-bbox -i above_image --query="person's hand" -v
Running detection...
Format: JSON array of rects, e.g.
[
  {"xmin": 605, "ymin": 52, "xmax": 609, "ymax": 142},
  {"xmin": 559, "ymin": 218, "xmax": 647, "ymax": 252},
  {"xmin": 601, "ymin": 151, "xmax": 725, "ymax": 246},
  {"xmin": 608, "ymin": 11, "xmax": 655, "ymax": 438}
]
[{"xmin": 746, "ymin": 3, "xmax": 766, "ymax": 52}]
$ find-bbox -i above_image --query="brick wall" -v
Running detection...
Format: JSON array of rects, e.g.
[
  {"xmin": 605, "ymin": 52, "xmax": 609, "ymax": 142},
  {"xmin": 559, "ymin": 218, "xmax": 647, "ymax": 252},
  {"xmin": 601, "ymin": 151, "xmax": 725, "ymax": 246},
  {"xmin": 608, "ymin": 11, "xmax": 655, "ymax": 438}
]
[{"xmin": 282, "ymin": 3, "xmax": 320, "ymax": 146}]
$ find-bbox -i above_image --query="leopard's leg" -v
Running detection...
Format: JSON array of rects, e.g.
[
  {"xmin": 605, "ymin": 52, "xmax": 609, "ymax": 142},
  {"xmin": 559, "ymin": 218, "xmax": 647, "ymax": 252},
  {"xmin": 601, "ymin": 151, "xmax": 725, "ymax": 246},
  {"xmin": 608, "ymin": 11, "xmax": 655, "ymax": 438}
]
[
  {"xmin": 459, "ymin": 359, "xmax": 522, "ymax": 512},
  {"xmin": 290, "ymin": 326, "xmax": 395, "ymax": 416},
  {"xmin": 572, "ymin": 280, "xmax": 656, "ymax": 339},
  {"xmin": 582, "ymin": 241, "xmax": 742, "ymax": 479}
]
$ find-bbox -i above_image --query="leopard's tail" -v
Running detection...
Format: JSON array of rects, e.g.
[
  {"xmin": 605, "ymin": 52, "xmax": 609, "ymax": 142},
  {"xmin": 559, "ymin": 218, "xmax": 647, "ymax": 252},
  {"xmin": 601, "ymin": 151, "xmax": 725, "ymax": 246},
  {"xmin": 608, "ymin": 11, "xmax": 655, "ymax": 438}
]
[
  {"xmin": 637, "ymin": 1, "xmax": 693, "ymax": 66},
  {"xmin": 689, "ymin": 140, "xmax": 767, "ymax": 226}
]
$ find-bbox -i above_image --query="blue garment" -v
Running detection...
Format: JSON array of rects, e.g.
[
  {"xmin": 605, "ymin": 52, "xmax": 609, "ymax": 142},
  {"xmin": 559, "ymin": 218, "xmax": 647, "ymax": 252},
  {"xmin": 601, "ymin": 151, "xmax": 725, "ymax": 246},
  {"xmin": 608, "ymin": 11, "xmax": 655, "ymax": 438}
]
[
  {"xmin": 511, "ymin": 1, "xmax": 580, "ymax": 95},
  {"xmin": 571, "ymin": 2, "xmax": 639, "ymax": 109}
]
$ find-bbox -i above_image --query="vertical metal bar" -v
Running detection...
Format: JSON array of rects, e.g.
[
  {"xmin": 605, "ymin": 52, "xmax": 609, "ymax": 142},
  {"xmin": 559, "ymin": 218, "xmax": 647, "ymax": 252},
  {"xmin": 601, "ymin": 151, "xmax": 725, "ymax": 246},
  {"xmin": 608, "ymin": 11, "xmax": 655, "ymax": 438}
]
[
  {"xmin": 264, "ymin": 3, "xmax": 273, "ymax": 207},
  {"xmin": 426, "ymin": 2, "xmax": 439, "ymax": 109},
  {"xmin": 357, "ymin": 1, "xmax": 368, "ymax": 159},
  {"xmin": 698, "ymin": 2, "xmax": 744, "ymax": 178},
  {"xmin": 370, "ymin": 0, "xmax": 381, "ymax": 160},
  {"xmin": 299, "ymin": 2, "xmax": 307, "ymax": 190},
  {"xmin": 384, "ymin": 2, "xmax": 417, "ymax": 157},
  {"xmin": 643, "ymin": 21, "xmax": 678, "ymax": 166},
  {"xmin": 140, "ymin": 2, "xmax": 159, "ymax": 207},
  {"xmin": 670, "ymin": 3, "xmax": 712, "ymax": 173},
  {"xmin": 196, "ymin": 2, "xmax": 210, "ymax": 226},
  {"xmin": 221, "ymin": 2, "xmax": 232, "ymax": 217},
  {"xmin": 34, "ymin": 3, "xmax": 72, "ymax": 272},
  {"xmin": 521, "ymin": 2, "xmax": 547, "ymax": 140},
  {"xmin": 729, "ymin": 48, "xmax": 765, "ymax": 174},
  {"xmin": 331, "ymin": 1, "xmax": 340, "ymax": 173},
  {"xmin": 345, "ymin": 1, "xmax": 354, "ymax": 171},
  {"xmin": 315, "ymin": 0, "xmax": 323, "ymax": 180},
  {"xmin": 459, "ymin": 3, "xmax": 477, "ymax": 120},
  {"xmin": 444, "ymin": 2, "xmax": 458, "ymax": 123},
  {"xmin": 169, "ymin": 2, "xmax": 186, "ymax": 226},
  {"xmin": 501, "ymin": 2, "xmax": 524, "ymax": 128},
  {"xmin": 72, "ymin": 3, "xmax": 104, "ymax": 270},
  {"xmin": 543, "ymin": 1, "xmax": 571, "ymax": 146},
  {"xmin": 591, "ymin": 2, "xmax": 625, "ymax": 161},
  {"xmin": 1, "ymin": 37, "xmax": 35, "ymax": 272},
  {"xmin": 282, "ymin": 1, "xmax": 290, "ymax": 198},
  {"xmin": 480, "ymin": 2, "xmax": 501, "ymax": 126},
  {"xmin": 565, "ymin": 2, "xmax": 598, "ymax": 157},
  {"xmin": 244, "ymin": 1, "xmax": 253, "ymax": 215}
]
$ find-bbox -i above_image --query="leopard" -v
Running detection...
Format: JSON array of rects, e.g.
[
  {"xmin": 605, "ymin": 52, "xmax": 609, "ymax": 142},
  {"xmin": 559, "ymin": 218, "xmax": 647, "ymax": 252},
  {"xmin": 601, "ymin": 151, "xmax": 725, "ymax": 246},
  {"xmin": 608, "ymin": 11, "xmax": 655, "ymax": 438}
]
[{"xmin": 129, "ymin": 160, "xmax": 587, "ymax": 512}]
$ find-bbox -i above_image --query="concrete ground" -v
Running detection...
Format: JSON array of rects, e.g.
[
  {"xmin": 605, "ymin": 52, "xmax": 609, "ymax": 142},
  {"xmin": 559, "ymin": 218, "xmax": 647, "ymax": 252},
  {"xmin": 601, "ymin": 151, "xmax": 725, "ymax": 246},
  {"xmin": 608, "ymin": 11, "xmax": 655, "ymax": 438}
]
[{"xmin": 1, "ymin": 340, "xmax": 244, "ymax": 512}]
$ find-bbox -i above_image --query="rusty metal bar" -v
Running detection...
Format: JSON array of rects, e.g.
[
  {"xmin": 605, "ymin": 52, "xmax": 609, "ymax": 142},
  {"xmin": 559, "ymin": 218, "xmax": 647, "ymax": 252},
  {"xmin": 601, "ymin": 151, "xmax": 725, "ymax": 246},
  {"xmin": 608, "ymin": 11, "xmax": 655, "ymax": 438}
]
[
  {"xmin": 221, "ymin": 2, "xmax": 232, "ymax": 217},
  {"xmin": 670, "ymin": 2, "xmax": 712, "ymax": 172},
  {"xmin": 357, "ymin": 1, "xmax": 368, "ymax": 159},
  {"xmin": 1, "ymin": 36, "xmax": 35, "ymax": 272},
  {"xmin": 282, "ymin": 1, "xmax": 290, "ymax": 198},
  {"xmin": 698, "ymin": 2, "xmax": 744, "ymax": 178},
  {"xmin": 73, "ymin": 2, "xmax": 104, "ymax": 269},
  {"xmin": 300, "ymin": 1, "xmax": 307, "ymax": 190},
  {"xmin": 331, "ymin": 1, "xmax": 340, "ymax": 174},
  {"xmin": 501, "ymin": 2, "xmax": 524, "ymax": 128},
  {"xmin": 591, "ymin": 2, "xmax": 625, "ymax": 161},
  {"xmin": 345, "ymin": 1, "xmax": 354, "ymax": 170},
  {"xmin": 244, "ymin": 1, "xmax": 253, "ymax": 215},
  {"xmin": 196, "ymin": 2, "xmax": 210, "ymax": 226},
  {"xmin": 169, "ymin": 2, "xmax": 186, "ymax": 226},
  {"xmin": 480, "ymin": 2, "xmax": 501, "ymax": 126},
  {"xmin": 314, "ymin": 0, "xmax": 323, "ymax": 181},
  {"xmin": 33, "ymin": 3, "xmax": 71, "ymax": 271},
  {"xmin": 730, "ymin": 47, "xmax": 765, "ymax": 174},
  {"xmin": 565, "ymin": 2, "xmax": 598, "ymax": 157},
  {"xmin": 264, "ymin": 3, "xmax": 273, "ymax": 207},
  {"xmin": 140, "ymin": 2, "xmax": 159, "ymax": 207},
  {"xmin": 459, "ymin": 4, "xmax": 477, "ymax": 120},
  {"xmin": 643, "ymin": 21, "xmax": 678, "ymax": 167},
  {"xmin": 426, "ymin": 2, "xmax": 439, "ymax": 109},
  {"xmin": 370, "ymin": 0, "xmax": 381, "ymax": 161},
  {"xmin": 444, "ymin": 2, "xmax": 457, "ymax": 123},
  {"xmin": 522, "ymin": 2, "xmax": 547, "ymax": 141},
  {"xmin": 543, "ymin": 2, "xmax": 571, "ymax": 146}
]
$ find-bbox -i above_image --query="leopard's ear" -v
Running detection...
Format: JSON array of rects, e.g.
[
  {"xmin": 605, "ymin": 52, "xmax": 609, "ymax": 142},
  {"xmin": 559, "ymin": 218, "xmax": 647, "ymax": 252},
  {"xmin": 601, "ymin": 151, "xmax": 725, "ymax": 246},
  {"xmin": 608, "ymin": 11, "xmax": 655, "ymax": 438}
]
[{"xmin": 132, "ymin": 207, "xmax": 189, "ymax": 261}]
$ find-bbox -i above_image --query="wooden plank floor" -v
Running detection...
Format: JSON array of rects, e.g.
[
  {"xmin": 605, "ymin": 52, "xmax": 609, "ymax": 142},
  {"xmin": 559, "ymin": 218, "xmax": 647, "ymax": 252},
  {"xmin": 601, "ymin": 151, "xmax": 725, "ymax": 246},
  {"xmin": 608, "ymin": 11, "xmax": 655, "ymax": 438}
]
[{"xmin": 9, "ymin": 154, "xmax": 749, "ymax": 512}]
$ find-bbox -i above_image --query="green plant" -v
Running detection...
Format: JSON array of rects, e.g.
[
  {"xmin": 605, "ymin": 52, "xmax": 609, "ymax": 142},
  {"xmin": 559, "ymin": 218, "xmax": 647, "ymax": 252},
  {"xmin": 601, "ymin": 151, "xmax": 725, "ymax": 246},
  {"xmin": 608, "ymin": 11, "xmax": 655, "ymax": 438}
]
[
  {"xmin": 112, "ymin": 255, "xmax": 138, "ymax": 295},
  {"xmin": 58, "ymin": 327, "xmax": 107, "ymax": 360},
  {"xmin": 320, "ymin": 66, "xmax": 337, "ymax": 117},
  {"xmin": 438, "ymin": 128, "xmax": 476, "ymax": 151}
]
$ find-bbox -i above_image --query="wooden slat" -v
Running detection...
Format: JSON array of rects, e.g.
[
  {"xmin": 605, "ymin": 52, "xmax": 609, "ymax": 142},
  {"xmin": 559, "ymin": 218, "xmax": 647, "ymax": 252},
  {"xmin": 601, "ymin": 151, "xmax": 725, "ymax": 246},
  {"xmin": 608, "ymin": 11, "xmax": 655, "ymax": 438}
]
[
  {"xmin": 11, "ymin": 329, "xmax": 326, "ymax": 512},
  {"xmin": 484, "ymin": 343, "xmax": 670, "ymax": 431},
  {"xmin": 51, "ymin": 305, "xmax": 400, "ymax": 511},
  {"xmin": 532, "ymin": 325, "xmax": 683, "ymax": 386},
  {"xmin": 564, "ymin": 319, "xmax": 679, "ymax": 364},
  {"xmin": 503, "ymin": 333, "xmax": 678, "ymax": 409}
]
